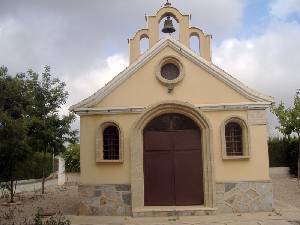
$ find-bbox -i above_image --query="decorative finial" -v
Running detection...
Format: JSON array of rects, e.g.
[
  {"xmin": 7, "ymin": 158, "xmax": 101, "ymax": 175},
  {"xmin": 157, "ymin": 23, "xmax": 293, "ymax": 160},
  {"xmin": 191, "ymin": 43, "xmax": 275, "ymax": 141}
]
[{"xmin": 164, "ymin": 0, "xmax": 171, "ymax": 6}]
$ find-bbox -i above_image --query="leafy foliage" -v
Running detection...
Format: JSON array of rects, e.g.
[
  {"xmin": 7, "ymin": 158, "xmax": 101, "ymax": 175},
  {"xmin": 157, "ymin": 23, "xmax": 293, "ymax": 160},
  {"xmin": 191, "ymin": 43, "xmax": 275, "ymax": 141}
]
[
  {"xmin": 0, "ymin": 65, "xmax": 78, "ymax": 201},
  {"xmin": 272, "ymin": 89, "xmax": 300, "ymax": 178},
  {"xmin": 25, "ymin": 66, "xmax": 78, "ymax": 193},
  {"xmin": 32, "ymin": 211, "xmax": 71, "ymax": 225},
  {"xmin": 0, "ymin": 66, "xmax": 31, "ymax": 202},
  {"xmin": 26, "ymin": 66, "xmax": 78, "ymax": 155},
  {"xmin": 18, "ymin": 152, "xmax": 56, "ymax": 180},
  {"xmin": 63, "ymin": 144, "xmax": 80, "ymax": 173},
  {"xmin": 268, "ymin": 137, "xmax": 289, "ymax": 167},
  {"xmin": 0, "ymin": 209, "xmax": 71, "ymax": 225},
  {"xmin": 268, "ymin": 137, "xmax": 299, "ymax": 175}
]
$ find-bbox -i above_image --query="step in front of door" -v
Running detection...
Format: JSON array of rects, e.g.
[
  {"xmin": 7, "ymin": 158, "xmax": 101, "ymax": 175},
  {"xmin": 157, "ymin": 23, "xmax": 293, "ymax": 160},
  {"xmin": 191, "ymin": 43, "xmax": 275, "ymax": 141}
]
[{"xmin": 132, "ymin": 206, "xmax": 216, "ymax": 217}]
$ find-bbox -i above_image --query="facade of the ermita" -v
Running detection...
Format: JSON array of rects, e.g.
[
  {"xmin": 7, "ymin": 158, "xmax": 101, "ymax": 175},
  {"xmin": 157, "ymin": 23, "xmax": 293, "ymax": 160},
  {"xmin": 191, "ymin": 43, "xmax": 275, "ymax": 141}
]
[{"xmin": 70, "ymin": 2, "xmax": 274, "ymax": 217}]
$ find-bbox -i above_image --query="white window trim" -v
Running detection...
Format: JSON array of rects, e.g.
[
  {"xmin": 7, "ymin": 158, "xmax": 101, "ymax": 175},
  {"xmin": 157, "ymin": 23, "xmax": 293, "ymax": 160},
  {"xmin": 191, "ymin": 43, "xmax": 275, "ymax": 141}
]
[
  {"xmin": 96, "ymin": 121, "xmax": 124, "ymax": 163},
  {"xmin": 220, "ymin": 116, "xmax": 250, "ymax": 160}
]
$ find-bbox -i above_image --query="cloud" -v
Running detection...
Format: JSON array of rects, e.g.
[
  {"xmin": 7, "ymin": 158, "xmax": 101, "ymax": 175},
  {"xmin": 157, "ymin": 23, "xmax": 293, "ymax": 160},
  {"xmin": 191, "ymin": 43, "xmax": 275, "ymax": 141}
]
[
  {"xmin": 270, "ymin": 0, "xmax": 300, "ymax": 18},
  {"xmin": 0, "ymin": 0, "xmax": 245, "ymax": 120},
  {"xmin": 0, "ymin": 0, "xmax": 244, "ymax": 76},
  {"xmin": 214, "ymin": 20, "xmax": 300, "ymax": 105},
  {"xmin": 60, "ymin": 53, "xmax": 128, "ymax": 130},
  {"xmin": 65, "ymin": 53, "xmax": 128, "ymax": 107},
  {"xmin": 214, "ymin": 7, "xmax": 300, "ymax": 135}
]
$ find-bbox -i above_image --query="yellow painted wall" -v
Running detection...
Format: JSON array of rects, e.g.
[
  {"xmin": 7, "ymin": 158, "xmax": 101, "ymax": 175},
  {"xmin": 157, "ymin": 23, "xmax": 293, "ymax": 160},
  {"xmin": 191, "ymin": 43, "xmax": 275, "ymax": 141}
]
[
  {"xmin": 80, "ymin": 114, "xmax": 135, "ymax": 184},
  {"xmin": 80, "ymin": 110, "xmax": 270, "ymax": 185},
  {"xmin": 96, "ymin": 46, "xmax": 252, "ymax": 108},
  {"xmin": 79, "ymin": 28, "xmax": 270, "ymax": 186},
  {"xmin": 206, "ymin": 110, "xmax": 270, "ymax": 182}
]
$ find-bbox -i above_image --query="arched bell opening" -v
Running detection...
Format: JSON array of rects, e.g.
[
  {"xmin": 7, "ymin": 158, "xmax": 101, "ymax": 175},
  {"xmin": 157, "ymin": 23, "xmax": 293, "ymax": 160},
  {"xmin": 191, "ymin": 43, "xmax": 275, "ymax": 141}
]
[
  {"xmin": 159, "ymin": 13, "xmax": 179, "ymax": 40},
  {"xmin": 143, "ymin": 113, "xmax": 204, "ymax": 206},
  {"xmin": 189, "ymin": 34, "xmax": 201, "ymax": 55},
  {"xmin": 140, "ymin": 34, "xmax": 149, "ymax": 54}
]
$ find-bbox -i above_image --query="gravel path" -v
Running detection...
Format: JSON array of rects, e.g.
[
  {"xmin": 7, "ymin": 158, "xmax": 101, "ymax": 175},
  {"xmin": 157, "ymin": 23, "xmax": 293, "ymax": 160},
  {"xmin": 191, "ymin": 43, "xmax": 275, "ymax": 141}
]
[
  {"xmin": 0, "ymin": 185, "xmax": 79, "ymax": 225},
  {"xmin": 15, "ymin": 178, "xmax": 57, "ymax": 193},
  {"xmin": 271, "ymin": 171, "xmax": 300, "ymax": 209}
]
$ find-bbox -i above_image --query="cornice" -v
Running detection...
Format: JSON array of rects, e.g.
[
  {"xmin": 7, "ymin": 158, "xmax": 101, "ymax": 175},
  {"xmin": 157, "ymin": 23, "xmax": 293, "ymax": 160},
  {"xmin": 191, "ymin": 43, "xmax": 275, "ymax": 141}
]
[{"xmin": 74, "ymin": 102, "xmax": 271, "ymax": 116}]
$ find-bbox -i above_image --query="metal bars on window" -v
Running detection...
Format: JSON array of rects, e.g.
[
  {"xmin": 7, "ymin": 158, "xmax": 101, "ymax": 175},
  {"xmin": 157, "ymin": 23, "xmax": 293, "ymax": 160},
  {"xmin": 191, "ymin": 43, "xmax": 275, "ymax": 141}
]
[
  {"xmin": 103, "ymin": 126, "xmax": 120, "ymax": 160},
  {"xmin": 225, "ymin": 122, "xmax": 243, "ymax": 156}
]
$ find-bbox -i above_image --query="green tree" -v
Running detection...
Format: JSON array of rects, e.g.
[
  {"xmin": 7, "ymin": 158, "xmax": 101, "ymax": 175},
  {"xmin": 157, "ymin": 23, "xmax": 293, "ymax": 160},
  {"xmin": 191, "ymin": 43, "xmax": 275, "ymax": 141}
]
[
  {"xmin": 272, "ymin": 89, "xmax": 300, "ymax": 178},
  {"xmin": 26, "ymin": 66, "xmax": 77, "ymax": 194},
  {"xmin": 63, "ymin": 143, "xmax": 80, "ymax": 173},
  {"xmin": 0, "ymin": 67, "xmax": 30, "ymax": 203}
]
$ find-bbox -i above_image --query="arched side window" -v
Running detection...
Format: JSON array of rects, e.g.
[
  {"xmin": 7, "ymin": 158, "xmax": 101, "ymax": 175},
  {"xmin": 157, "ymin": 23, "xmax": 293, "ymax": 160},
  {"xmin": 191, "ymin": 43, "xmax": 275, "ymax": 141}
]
[
  {"xmin": 96, "ymin": 122, "xmax": 123, "ymax": 163},
  {"xmin": 225, "ymin": 122, "xmax": 242, "ymax": 156},
  {"xmin": 221, "ymin": 117, "xmax": 249, "ymax": 159},
  {"xmin": 103, "ymin": 126, "xmax": 119, "ymax": 160}
]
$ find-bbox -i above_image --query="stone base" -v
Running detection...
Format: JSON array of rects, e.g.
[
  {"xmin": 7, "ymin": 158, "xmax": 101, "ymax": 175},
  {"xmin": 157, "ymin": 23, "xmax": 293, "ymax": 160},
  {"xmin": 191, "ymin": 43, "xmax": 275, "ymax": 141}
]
[
  {"xmin": 78, "ymin": 181, "xmax": 273, "ymax": 216},
  {"xmin": 78, "ymin": 184, "xmax": 132, "ymax": 216},
  {"xmin": 216, "ymin": 181, "xmax": 273, "ymax": 213},
  {"xmin": 133, "ymin": 206, "xmax": 216, "ymax": 217}
]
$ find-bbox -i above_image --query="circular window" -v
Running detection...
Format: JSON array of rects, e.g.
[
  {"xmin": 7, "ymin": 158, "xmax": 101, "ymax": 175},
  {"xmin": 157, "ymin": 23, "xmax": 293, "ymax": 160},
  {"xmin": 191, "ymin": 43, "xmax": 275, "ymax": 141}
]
[
  {"xmin": 160, "ymin": 63, "xmax": 180, "ymax": 80},
  {"xmin": 156, "ymin": 57, "xmax": 184, "ymax": 87}
]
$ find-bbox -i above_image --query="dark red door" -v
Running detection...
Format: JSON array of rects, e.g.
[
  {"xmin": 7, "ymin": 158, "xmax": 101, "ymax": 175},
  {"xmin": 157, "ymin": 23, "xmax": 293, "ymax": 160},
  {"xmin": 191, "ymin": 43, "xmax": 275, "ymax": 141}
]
[
  {"xmin": 144, "ymin": 131, "xmax": 174, "ymax": 205},
  {"xmin": 143, "ymin": 113, "xmax": 203, "ymax": 206},
  {"xmin": 173, "ymin": 130, "xmax": 203, "ymax": 205}
]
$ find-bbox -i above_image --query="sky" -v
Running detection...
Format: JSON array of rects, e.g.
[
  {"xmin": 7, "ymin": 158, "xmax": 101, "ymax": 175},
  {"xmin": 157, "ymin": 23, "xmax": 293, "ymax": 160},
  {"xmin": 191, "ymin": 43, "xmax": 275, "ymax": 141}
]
[{"xmin": 0, "ymin": 0, "xmax": 300, "ymax": 136}]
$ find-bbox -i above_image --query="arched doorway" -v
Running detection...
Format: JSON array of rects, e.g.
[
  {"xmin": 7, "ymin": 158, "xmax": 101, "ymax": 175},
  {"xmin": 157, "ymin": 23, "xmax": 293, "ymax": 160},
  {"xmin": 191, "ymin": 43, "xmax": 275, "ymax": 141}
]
[{"xmin": 143, "ymin": 113, "xmax": 203, "ymax": 206}]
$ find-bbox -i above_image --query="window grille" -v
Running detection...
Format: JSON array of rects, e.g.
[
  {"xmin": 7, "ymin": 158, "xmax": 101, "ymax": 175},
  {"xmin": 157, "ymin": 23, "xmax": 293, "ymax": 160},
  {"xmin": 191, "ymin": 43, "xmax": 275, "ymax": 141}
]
[
  {"xmin": 103, "ymin": 126, "xmax": 120, "ymax": 160},
  {"xmin": 225, "ymin": 122, "xmax": 243, "ymax": 156}
]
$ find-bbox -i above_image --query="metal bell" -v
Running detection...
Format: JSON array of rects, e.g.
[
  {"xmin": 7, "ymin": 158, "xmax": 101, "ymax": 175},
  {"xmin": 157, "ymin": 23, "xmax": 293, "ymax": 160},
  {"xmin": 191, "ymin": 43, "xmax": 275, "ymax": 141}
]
[{"xmin": 162, "ymin": 16, "xmax": 176, "ymax": 34}]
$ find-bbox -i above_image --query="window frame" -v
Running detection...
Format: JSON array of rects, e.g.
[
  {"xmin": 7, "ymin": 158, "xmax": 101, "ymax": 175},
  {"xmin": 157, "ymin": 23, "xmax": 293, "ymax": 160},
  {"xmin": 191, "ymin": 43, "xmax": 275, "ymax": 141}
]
[
  {"xmin": 96, "ymin": 121, "xmax": 123, "ymax": 163},
  {"xmin": 156, "ymin": 56, "xmax": 185, "ymax": 86},
  {"xmin": 221, "ymin": 117, "xmax": 250, "ymax": 160}
]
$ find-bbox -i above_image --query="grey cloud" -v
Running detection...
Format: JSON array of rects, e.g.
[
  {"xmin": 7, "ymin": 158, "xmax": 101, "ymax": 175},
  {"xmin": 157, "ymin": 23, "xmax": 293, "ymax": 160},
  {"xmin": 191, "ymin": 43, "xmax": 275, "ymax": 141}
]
[
  {"xmin": 214, "ymin": 19, "xmax": 300, "ymax": 135},
  {"xmin": 0, "ymin": 0, "xmax": 244, "ymax": 131},
  {"xmin": 0, "ymin": 0, "xmax": 244, "ymax": 75}
]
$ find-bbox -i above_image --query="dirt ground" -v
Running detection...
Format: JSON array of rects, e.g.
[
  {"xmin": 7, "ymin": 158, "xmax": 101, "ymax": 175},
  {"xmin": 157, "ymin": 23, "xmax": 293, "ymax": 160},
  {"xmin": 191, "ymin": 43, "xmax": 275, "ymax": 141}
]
[
  {"xmin": 0, "ymin": 173, "xmax": 300, "ymax": 225},
  {"xmin": 0, "ymin": 185, "xmax": 79, "ymax": 225},
  {"xmin": 271, "ymin": 173, "xmax": 300, "ymax": 209}
]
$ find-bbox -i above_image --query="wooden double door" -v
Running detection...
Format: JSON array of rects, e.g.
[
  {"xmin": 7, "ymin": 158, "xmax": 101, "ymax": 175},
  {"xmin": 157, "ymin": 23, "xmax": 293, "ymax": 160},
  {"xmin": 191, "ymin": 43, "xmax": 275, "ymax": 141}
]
[{"xmin": 143, "ymin": 113, "xmax": 204, "ymax": 206}]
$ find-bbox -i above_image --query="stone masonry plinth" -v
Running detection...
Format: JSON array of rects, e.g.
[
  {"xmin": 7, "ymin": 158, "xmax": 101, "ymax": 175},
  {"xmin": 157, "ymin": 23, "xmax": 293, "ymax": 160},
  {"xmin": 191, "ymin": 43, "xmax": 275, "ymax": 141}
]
[
  {"xmin": 78, "ymin": 184, "xmax": 132, "ymax": 216},
  {"xmin": 216, "ymin": 181, "xmax": 273, "ymax": 213},
  {"xmin": 78, "ymin": 181, "xmax": 273, "ymax": 216}
]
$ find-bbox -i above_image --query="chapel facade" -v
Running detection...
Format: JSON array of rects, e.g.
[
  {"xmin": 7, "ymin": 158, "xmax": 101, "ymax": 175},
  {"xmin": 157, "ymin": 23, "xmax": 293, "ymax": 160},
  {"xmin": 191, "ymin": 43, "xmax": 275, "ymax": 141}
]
[{"xmin": 70, "ymin": 2, "xmax": 274, "ymax": 216}]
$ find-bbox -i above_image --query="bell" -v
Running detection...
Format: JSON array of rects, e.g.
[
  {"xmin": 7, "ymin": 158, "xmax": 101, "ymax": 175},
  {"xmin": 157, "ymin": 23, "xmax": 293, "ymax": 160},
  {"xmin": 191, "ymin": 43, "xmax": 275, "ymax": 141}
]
[{"xmin": 162, "ymin": 16, "xmax": 176, "ymax": 34}]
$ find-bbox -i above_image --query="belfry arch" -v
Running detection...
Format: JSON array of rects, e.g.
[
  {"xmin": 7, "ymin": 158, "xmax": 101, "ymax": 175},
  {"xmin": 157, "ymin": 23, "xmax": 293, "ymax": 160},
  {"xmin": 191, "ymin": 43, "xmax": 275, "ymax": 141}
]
[{"xmin": 129, "ymin": 2, "xmax": 212, "ymax": 64}]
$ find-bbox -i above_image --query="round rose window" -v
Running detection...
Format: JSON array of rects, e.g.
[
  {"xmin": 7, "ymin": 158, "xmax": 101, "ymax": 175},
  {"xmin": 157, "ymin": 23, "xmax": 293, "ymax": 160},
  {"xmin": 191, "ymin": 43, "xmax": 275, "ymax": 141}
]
[{"xmin": 160, "ymin": 63, "xmax": 180, "ymax": 80}]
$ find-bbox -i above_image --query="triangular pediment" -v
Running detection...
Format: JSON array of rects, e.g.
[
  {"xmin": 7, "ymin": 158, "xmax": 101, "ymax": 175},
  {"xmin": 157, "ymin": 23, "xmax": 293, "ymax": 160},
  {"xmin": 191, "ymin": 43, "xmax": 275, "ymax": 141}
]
[{"xmin": 70, "ymin": 37, "xmax": 273, "ymax": 112}]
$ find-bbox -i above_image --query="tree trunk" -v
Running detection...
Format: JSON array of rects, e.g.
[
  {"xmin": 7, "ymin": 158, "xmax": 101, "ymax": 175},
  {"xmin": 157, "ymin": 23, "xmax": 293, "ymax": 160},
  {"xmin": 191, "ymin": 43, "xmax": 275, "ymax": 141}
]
[
  {"xmin": 298, "ymin": 136, "xmax": 300, "ymax": 182},
  {"xmin": 10, "ymin": 179, "xmax": 14, "ymax": 203},
  {"xmin": 42, "ymin": 150, "xmax": 46, "ymax": 194}
]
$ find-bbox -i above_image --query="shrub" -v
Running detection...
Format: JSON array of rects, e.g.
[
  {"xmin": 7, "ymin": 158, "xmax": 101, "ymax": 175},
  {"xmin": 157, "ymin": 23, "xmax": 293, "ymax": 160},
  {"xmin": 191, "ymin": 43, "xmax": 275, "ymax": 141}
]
[
  {"xmin": 268, "ymin": 137, "xmax": 289, "ymax": 167},
  {"xmin": 286, "ymin": 138, "xmax": 299, "ymax": 176},
  {"xmin": 63, "ymin": 144, "xmax": 80, "ymax": 173},
  {"xmin": 18, "ymin": 152, "xmax": 55, "ymax": 180},
  {"xmin": 268, "ymin": 137, "xmax": 299, "ymax": 176},
  {"xmin": 31, "ymin": 212, "xmax": 71, "ymax": 225}
]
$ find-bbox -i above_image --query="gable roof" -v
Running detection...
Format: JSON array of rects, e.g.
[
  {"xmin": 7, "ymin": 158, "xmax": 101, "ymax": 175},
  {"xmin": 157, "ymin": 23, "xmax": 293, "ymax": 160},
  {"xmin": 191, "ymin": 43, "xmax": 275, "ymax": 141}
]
[{"xmin": 69, "ymin": 37, "xmax": 274, "ymax": 111}]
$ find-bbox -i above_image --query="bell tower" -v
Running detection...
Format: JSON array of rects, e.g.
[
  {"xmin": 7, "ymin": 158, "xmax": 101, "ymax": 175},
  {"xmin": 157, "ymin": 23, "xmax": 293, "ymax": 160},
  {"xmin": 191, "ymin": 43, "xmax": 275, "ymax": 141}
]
[{"xmin": 128, "ymin": 1, "xmax": 212, "ymax": 64}]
